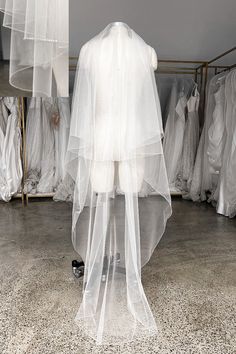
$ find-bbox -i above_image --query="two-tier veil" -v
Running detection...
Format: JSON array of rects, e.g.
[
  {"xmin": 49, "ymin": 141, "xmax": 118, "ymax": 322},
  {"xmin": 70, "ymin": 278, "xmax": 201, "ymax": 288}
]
[
  {"xmin": 66, "ymin": 23, "xmax": 172, "ymax": 345},
  {"xmin": 0, "ymin": 0, "xmax": 68, "ymax": 97}
]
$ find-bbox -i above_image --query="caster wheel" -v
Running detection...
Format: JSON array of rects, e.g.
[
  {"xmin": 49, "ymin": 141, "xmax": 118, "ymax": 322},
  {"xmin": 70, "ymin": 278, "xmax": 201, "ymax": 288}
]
[{"xmin": 72, "ymin": 260, "xmax": 85, "ymax": 278}]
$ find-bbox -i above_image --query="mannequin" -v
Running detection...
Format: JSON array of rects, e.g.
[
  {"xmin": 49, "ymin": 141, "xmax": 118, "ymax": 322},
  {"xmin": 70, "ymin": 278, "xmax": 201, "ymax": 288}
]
[{"xmin": 90, "ymin": 22, "xmax": 158, "ymax": 194}]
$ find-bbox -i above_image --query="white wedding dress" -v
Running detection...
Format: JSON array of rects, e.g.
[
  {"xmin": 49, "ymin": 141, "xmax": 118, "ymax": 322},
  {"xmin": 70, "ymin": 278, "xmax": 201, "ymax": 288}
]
[
  {"xmin": 53, "ymin": 98, "xmax": 74, "ymax": 202},
  {"xmin": 216, "ymin": 69, "xmax": 236, "ymax": 217},
  {"xmin": 163, "ymin": 78, "xmax": 194, "ymax": 191},
  {"xmin": 36, "ymin": 99, "xmax": 56, "ymax": 193},
  {"xmin": 207, "ymin": 81, "xmax": 226, "ymax": 174},
  {"xmin": 0, "ymin": 97, "xmax": 22, "ymax": 202},
  {"xmin": 66, "ymin": 23, "xmax": 172, "ymax": 345},
  {"xmin": 190, "ymin": 72, "xmax": 226, "ymax": 202},
  {"xmin": 181, "ymin": 87, "xmax": 200, "ymax": 197},
  {"xmin": 24, "ymin": 97, "xmax": 71, "ymax": 195},
  {"xmin": 24, "ymin": 98, "xmax": 43, "ymax": 194}
]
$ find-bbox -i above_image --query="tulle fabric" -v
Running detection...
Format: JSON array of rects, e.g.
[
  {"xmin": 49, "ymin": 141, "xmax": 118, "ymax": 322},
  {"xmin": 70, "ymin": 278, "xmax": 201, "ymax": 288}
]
[
  {"xmin": 0, "ymin": 97, "xmax": 22, "ymax": 202},
  {"xmin": 0, "ymin": 0, "xmax": 69, "ymax": 97},
  {"xmin": 66, "ymin": 23, "xmax": 172, "ymax": 345}
]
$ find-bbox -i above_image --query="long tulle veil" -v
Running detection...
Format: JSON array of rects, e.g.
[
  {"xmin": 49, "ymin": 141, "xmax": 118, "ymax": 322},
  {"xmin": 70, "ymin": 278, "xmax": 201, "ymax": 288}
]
[{"xmin": 66, "ymin": 23, "xmax": 172, "ymax": 345}]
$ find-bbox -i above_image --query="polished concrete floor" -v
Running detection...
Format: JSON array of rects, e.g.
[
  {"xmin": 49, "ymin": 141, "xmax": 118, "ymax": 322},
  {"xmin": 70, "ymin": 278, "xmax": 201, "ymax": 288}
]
[
  {"xmin": 0, "ymin": 198, "xmax": 235, "ymax": 354},
  {"xmin": 0, "ymin": 62, "xmax": 32, "ymax": 97}
]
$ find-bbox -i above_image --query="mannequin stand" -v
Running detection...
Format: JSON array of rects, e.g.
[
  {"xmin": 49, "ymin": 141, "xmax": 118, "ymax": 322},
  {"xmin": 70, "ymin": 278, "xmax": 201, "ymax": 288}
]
[{"xmin": 72, "ymin": 253, "xmax": 125, "ymax": 281}]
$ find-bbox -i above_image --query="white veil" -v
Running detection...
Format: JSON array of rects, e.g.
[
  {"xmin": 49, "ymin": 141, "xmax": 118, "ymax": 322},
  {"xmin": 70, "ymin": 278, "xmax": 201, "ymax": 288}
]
[
  {"xmin": 0, "ymin": 0, "xmax": 68, "ymax": 97},
  {"xmin": 66, "ymin": 23, "xmax": 172, "ymax": 345}
]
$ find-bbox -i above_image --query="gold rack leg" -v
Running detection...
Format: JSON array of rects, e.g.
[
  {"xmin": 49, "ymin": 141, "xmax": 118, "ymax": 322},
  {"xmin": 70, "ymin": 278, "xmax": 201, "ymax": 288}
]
[
  {"xmin": 21, "ymin": 97, "xmax": 28, "ymax": 206},
  {"xmin": 203, "ymin": 63, "xmax": 209, "ymax": 115},
  {"xmin": 18, "ymin": 98, "xmax": 25, "ymax": 206}
]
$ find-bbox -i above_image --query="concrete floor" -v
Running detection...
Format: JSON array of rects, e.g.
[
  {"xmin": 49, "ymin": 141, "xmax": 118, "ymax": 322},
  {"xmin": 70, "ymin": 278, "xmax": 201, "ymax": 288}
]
[
  {"xmin": 0, "ymin": 198, "xmax": 235, "ymax": 354},
  {"xmin": 0, "ymin": 62, "xmax": 32, "ymax": 96}
]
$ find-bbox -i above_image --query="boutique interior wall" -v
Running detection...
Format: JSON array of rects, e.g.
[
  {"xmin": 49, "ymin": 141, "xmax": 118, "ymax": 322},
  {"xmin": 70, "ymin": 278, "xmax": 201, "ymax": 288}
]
[
  {"xmin": 0, "ymin": 12, "xmax": 10, "ymax": 60},
  {"xmin": 69, "ymin": 0, "xmax": 236, "ymax": 65},
  {"xmin": 1, "ymin": 1, "xmax": 235, "ymax": 65}
]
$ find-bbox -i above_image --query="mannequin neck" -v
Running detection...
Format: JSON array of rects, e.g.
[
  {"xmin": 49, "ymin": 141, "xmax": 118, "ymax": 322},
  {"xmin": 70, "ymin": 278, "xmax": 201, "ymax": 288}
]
[{"xmin": 109, "ymin": 22, "xmax": 130, "ymax": 35}]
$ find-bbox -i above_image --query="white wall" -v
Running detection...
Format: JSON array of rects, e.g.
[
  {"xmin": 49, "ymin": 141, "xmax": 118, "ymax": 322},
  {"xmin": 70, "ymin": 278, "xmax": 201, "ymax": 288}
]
[
  {"xmin": 0, "ymin": 12, "xmax": 10, "ymax": 60},
  {"xmin": 70, "ymin": 0, "xmax": 236, "ymax": 65}
]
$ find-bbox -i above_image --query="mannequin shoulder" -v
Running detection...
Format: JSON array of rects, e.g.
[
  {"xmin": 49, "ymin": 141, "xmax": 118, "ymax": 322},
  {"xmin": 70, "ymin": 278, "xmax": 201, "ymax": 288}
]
[
  {"xmin": 79, "ymin": 42, "xmax": 89, "ymax": 58},
  {"xmin": 148, "ymin": 45, "xmax": 158, "ymax": 71},
  {"xmin": 77, "ymin": 42, "xmax": 92, "ymax": 67}
]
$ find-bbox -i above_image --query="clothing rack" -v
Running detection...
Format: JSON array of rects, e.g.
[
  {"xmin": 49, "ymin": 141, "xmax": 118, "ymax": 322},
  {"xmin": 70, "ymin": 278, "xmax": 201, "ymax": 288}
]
[
  {"xmin": 11, "ymin": 47, "xmax": 236, "ymax": 204},
  {"xmin": 12, "ymin": 98, "xmax": 56, "ymax": 205},
  {"xmin": 70, "ymin": 46, "xmax": 236, "ymax": 109}
]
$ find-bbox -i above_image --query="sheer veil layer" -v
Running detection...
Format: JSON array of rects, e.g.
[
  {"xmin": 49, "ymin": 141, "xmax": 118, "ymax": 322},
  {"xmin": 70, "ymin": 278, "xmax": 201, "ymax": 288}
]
[
  {"xmin": 0, "ymin": 0, "xmax": 68, "ymax": 97},
  {"xmin": 67, "ymin": 22, "xmax": 172, "ymax": 345}
]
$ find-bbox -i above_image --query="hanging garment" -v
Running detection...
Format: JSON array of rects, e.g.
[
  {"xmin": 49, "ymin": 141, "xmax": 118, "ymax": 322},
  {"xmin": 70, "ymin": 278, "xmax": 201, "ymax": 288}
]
[
  {"xmin": 190, "ymin": 72, "xmax": 226, "ymax": 202},
  {"xmin": 37, "ymin": 98, "xmax": 56, "ymax": 193},
  {"xmin": 24, "ymin": 98, "xmax": 43, "ymax": 194},
  {"xmin": 181, "ymin": 86, "xmax": 200, "ymax": 197},
  {"xmin": 0, "ymin": 97, "xmax": 8, "ymax": 133},
  {"xmin": 53, "ymin": 97, "xmax": 74, "ymax": 202},
  {"xmin": 0, "ymin": 98, "xmax": 8, "ymax": 167},
  {"xmin": 54, "ymin": 98, "xmax": 71, "ymax": 188},
  {"xmin": 207, "ymin": 80, "xmax": 226, "ymax": 174},
  {"xmin": 216, "ymin": 69, "xmax": 236, "ymax": 217},
  {"xmin": 24, "ymin": 97, "xmax": 71, "ymax": 195},
  {"xmin": 163, "ymin": 78, "xmax": 193, "ymax": 191},
  {"xmin": 0, "ymin": 97, "xmax": 22, "ymax": 202},
  {"xmin": 66, "ymin": 22, "xmax": 172, "ymax": 345},
  {"xmin": 53, "ymin": 172, "xmax": 75, "ymax": 202},
  {"xmin": 0, "ymin": 0, "xmax": 69, "ymax": 97}
]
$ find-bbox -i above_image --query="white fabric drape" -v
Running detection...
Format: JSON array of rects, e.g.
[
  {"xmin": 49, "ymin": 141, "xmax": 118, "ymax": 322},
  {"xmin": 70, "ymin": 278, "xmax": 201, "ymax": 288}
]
[
  {"xmin": 24, "ymin": 98, "xmax": 43, "ymax": 194},
  {"xmin": 0, "ymin": 97, "xmax": 22, "ymax": 202},
  {"xmin": 181, "ymin": 87, "xmax": 200, "ymax": 198},
  {"xmin": 190, "ymin": 72, "xmax": 226, "ymax": 202},
  {"xmin": 0, "ymin": 0, "xmax": 69, "ymax": 97},
  {"xmin": 216, "ymin": 69, "xmax": 236, "ymax": 217},
  {"xmin": 190, "ymin": 68, "xmax": 236, "ymax": 218},
  {"xmin": 66, "ymin": 23, "xmax": 172, "ymax": 345},
  {"xmin": 24, "ymin": 97, "xmax": 71, "ymax": 195},
  {"xmin": 163, "ymin": 78, "xmax": 195, "ymax": 192}
]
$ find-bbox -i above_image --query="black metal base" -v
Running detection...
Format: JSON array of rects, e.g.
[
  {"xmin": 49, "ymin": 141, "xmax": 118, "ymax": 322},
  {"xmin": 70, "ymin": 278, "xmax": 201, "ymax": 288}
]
[
  {"xmin": 72, "ymin": 253, "xmax": 126, "ymax": 281},
  {"xmin": 72, "ymin": 260, "xmax": 85, "ymax": 278}
]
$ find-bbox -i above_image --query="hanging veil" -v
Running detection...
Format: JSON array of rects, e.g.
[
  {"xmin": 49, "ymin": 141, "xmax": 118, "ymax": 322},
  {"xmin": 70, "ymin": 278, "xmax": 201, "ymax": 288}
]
[
  {"xmin": 66, "ymin": 23, "xmax": 172, "ymax": 345},
  {"xmin": 0, "ymin": 0, "xmax": 69, "ymax": 97}
]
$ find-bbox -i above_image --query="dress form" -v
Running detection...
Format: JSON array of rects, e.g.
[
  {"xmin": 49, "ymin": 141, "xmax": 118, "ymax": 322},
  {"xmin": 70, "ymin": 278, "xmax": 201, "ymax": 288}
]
[{"xmin": 90, "ymin": 22, "xmax": 158, "ymax": 193}]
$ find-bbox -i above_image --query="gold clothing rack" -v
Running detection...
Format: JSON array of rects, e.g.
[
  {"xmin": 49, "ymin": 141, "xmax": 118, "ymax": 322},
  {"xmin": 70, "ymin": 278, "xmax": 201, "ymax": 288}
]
[{"xmin": 12, "ymin": 47, "xmax": 236, "ymax": 204}]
